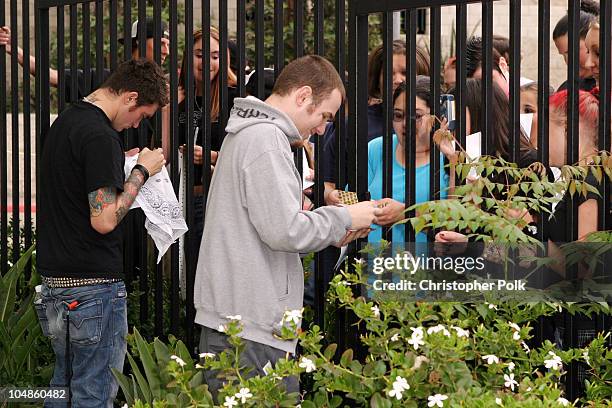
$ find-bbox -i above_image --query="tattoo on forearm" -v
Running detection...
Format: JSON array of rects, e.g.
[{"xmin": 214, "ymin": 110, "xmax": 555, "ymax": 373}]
[
  {"xmin": 115, "ymin": 169, "xmax": 145, "ymax": 224},
  {"xmin": 88, "ymin": 187, "xmax": 116, "ymax": 217}
]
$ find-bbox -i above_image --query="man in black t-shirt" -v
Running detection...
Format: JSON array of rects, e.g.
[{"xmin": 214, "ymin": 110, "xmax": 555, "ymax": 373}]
[{"xmin": 36, "ymin": 59, "xmax": 169, "ymax": 407}]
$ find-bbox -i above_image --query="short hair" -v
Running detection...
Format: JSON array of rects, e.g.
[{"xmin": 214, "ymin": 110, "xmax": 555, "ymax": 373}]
[
  {"xmin": 552, "ymin": 11, "xmax": 598, "ymax": 40},
  {"xmin": 465, "ymin": 36, "xmax": 503, "ymax": 78},
  {"xmin": 272, "ymin": 55, "xmax": 345, "ymax": 105},
  {"xmin": 102, "ymin": 59, "xmax": 169, "ymax": 107},
  {"xmin": 368, "ymin": 40, "xmax": 430, "ymax": 100}
]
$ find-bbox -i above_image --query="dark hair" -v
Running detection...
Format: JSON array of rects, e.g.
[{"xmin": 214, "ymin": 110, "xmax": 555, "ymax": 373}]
[
  {"xmin": 520, "ymin": 81, "xmax": 555, "ymax": 95},
  {"xmin": 368, "ymin": 40, "xmax": 430, "ymax": 99},
  {"xmin": 178, "ymin": 27, "xmax": 238, "ymax": 121},
  {"xmin": 465, "ymin": 36, "xmax": 504, "ymax": 78},
  {"xmin": 457, "ymin": 78, "xmax": 532, "ymax": 160},
  {"xmin": 272, "ymin": 55, "xmax": 346, "ymax": 105},
  {"xmin": 492, "ymin": 35, "xmax": 510, "ymax": 63},
  {"xmin": 552, "ymin": 11, "xmax": 598, "ymax": 40},
  {"xmin": 103, "ymin": 58, "xmax": 169, "ymax": 107},
  {"xmin": 392, "ymin": 76, "xmax": 432, "ymax": 109}
]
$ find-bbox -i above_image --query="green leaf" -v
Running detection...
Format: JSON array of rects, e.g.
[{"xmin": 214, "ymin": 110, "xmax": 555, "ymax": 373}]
[
  {"xmin": 133, "ymin": 328, "xmax": 162, "ymax": 399},
  {"xmin": 127, "ymin": 351, "xmax": 152, "ymax": 403},
  {"xmin": 340, "ymin": 349, "xmax": 353, "ymax": 367},
  {"xmin": 323, "ymin": 343, "xmax": 337, "ymax": 360},
  {"xmin": 370, "ymin": 392, "xmax": 392, "ymax": 408},
  {"xmin": 111, "ymin": 368, "xmax": 135, "ymax": 406}
]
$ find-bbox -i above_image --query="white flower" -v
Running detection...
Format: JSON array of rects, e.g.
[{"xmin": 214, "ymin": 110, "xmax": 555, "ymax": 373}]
[
  {"xmin": 226, "ymin": 314, "xmax": 242, "ymax": 321},
  {"xmin": 507, "ymin": 362, "xmax": 515, "ymax": 372},
  {"xmin": 235, "ymin": 388, "xmax": 253, "ymax": 404},
  {"xmin": 410, "ymin": 326, "xmax": 425, "ymax": 338},
  {"xmin": 355, "ymin": 258, "xmax": 365, "ymax": 265},
  {"xmin": 495, "ymin": 397, "xmax": 503, "ymax": 406},
  {"xmin": 504, "ymin": 373, "xmax": 518, "ymax": 391},
  {"xmin": 451, "ymin": 326, "xmax": 470, "ymax": 338},
  {"xmin": 413, "ymin": 355, "xmax": 429, "ymax": 369},
  {"xmin": 170, "ymin": 355, "xmax": 186, "ymax": 367},
  {"xmin": 583, "ymin": 351, "xmax": 590, "ymax": 366},
  {"xmin": 521, "ymin": 341, "xmax": 530, "ymax": 353},
  {"xmin": 199, "ymin": 352, "xmax": 215, "ymax": 359},
  {"xmin": 526, "ymin": 387, "xmax": 532, "ymax": 392},
  {"xmin": 508, "ymin": 322, "xmax": 521, "ymax": 332},
  {"xmin": 427, "ymin": 324, "xmax": 451, "ymax": 337},
  {"xmin": 513, "ymin": 331, "xmax": 521, "ymax": 341},
  {"xmin": 283, "ymin": 309, "xmax": 303, "ymax": 324},
  {"xmin": 218, "ymin": 324, "xmax": 226, "ymax": 333},
  {"xmin": 387, "ymin": 376, "xmax": 410, "ymax": 400},
  {"xmin": 482, "ymin": 354, "xmax": 500, "ymax": 365},
  {"xmin": 557, "ymin": 397, "xmax": 570, "ymax": 406},
  {"xmin": 195, "ymin": 363, "xmax": 204, "ymax": 369},
  {"xmin": 371, "ymin": 305, "xmax": 380, "ymax": 318},
  {"xmin": 486, "ymin": 302, "xmax": 498, "ymax": 310},
  {"xmin": 427, "ymin": 394, "xmax": 448, "ymax": 407},
  {"xmin": 121, "ymin": 405, "xmax": 128, "ymax": 408},
  {"xmin": 299, "ymin": 357, "xmax": 316, "ymax": 373},
  {"xmin": 407, "ymin": 335, "xmax": 425, "ymax": 350},
  {"xmin": 223, "ymin": 396, "xmax": 238, "ymax": 407},
  {"xmin": 544, "ymin": 351, "xmax": 563, "ymax": 371},
  {"xmin": 263, "ymin": 361, "xmax": 273, "ymax": 375},
  {"xmin": 390, "ymin": 333, "xmax": 400, "ymax": 342}
]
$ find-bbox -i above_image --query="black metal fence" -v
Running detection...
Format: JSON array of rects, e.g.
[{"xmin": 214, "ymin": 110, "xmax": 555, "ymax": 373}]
[{"xmin": 1, "ymin": 0, "xmax": 611, "ymax": 399}]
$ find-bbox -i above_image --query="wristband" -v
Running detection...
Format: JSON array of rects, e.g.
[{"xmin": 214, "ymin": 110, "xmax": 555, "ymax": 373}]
[{"xmin": 132, "ymin": 164, "xmax": 150, "ymax": 183}]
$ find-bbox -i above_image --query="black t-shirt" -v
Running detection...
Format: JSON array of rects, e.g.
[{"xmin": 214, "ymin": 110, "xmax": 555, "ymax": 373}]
[
  {"xmin": 545, "ymin": 173, "xmax": 608, "ymax": 243},
  {"xmin": 38, "ymin": 101, "xmax": 126, "ymax": 279},
  {"xmin": 178, "ymin": 87, "xmax": 237, "ymax": 186}
]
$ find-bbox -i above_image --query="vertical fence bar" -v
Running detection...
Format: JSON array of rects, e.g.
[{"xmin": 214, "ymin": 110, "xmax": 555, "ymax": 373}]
[
  {"xmin": 455, "ymin": 4, "xmax": 467, "ymax": 150},
  {"xmin": 404, "ymin": 9, "xmax": 417, "ymax": 243},
  {"xmin": 153, "ymin": 0, "xmax": 164, "ymax": 338},
  {"xmin": 82, "ymin": 2, "xmax": 91, "ymax": 94},
  {"xmin": 335, "ymin": 0, "xmax": 346, "ymax": 188},
  {"xmin": 69, "ymin": 5, "xmax": 78, "ymax": 103},
  {"xmin": 36, "ymin": 3, "xmax": 51, "ymax": 222},
  {"xmin": 110, "ymin": 0, "xmax": 118, "ymax": 70},
  {"xmin": 312, "ymin": 0, "xmax": 325, "ymax": 330},
  {"xmin": 481, "ymin": 0, "xmax": 493, "ymax": 155},
  {"xmin": 219, "ymin": 0, "xmax": 229, "ymax": 133},
  {"xmin": 382, "ymin": 11, "xmax": 393, "ymax": 242},
  {"xmin": 509, "ymin": 0, "xmax": 521, "ymax": 163},
  {"xmin": 237, "ymin": 0, "xmax": 246, "ymax": 96},
  {"xmin": 598, "ymin": 0, "xmax": 611, "ymax": 232},
  {"xmin": 184, "ymin": 0, "xmax": 195, "ymax": 351},
  {"xmin": 123, "ymin": 0, "xmax": 132, "ymax": 63},
  {"xmin": 22, "ymin": 0, "xmax": 32, "ymax": 277},
  {"xmin": 294, "ymin": 0, "xmax": 304, "ymax": 59},
  {"xmin": 565, "ymin": 0, "xmax": 580, "ymax": 399},
  {"xmin": 10, "ymin": 0, "xmax": 20, "ymax": 264},
  {"xmin": 430, "ymin": 6, "xmax": 441, "ymax": 204},
  {"xmin": 0, "ymin": 0, "xmax": 6, "ymax": 275},
  {"xmin": 274, "ymin": 0, "xmax": 284, "ymax": 79},
  {"xmin": 169, "ymin": 0, "xmax": 180, "ymax": 336},
  {"xmin": 57, "ymin": 6, "xmax": 65, "ymax": 111},
  {"xmin": 95, "ymin": 0, "xmax": 104, "ymax": 85},
  {"xmin": 255, "ymin": 0, "xmax": 265, "ymax": 98}
]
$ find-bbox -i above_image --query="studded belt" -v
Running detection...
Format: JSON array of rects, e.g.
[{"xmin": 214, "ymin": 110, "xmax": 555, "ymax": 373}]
[{"xmin": 42, "ymin": 276, "xmax": 122, "ymax": 288}]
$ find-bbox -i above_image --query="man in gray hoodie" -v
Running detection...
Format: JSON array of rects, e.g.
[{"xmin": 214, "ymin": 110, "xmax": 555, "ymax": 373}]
[{"xmin": 194, "ymin": 55, "xmax": 378, "ymax": 395}]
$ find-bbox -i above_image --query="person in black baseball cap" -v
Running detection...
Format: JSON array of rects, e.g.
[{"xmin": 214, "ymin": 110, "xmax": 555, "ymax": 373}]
[{"xmin": 119, "ymin": 18, "xmax": 170, "ymax": 64}]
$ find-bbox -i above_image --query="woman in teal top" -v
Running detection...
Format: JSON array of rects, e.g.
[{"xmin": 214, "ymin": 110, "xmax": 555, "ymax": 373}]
[{"xmin": 368, "ymin": 76, "xmax": 454, "ymax": 243}]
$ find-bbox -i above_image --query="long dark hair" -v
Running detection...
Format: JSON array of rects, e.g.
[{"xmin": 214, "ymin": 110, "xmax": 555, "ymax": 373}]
[{"xmin": 460, "ymin": 78, "xmax": 533, "ymax": 161}]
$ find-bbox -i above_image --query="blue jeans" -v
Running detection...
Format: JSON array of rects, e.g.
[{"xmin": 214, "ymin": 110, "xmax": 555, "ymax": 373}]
[{"xmin": 34, "ymin": 281, "xmax": 128, "ymax": 408}]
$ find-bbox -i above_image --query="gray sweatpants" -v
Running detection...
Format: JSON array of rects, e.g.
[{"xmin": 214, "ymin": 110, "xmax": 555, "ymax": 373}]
[{"xmin": 198, "ymin": 325, "xmax": 299, "ymax": 399}]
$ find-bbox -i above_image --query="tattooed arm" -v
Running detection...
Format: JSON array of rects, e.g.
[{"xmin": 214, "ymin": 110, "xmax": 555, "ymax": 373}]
[{"xmin": 88, "ymin": 168, "xmax": 147, "ymax": 234}]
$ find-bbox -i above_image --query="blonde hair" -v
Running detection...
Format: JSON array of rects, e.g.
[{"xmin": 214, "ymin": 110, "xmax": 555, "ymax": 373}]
[{"xmin": 179, "ymin": 27, "xmax": 238, "ymax": 121}]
